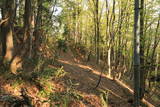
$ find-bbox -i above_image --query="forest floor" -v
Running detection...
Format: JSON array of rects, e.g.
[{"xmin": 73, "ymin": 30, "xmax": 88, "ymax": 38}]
[
  {"xmin": 0, "ymin": 49, "xmax": 158, "ymax": 107},
  {"xmin": 56, "ymin": 49, "xmax": 156, "ymax": 107}
]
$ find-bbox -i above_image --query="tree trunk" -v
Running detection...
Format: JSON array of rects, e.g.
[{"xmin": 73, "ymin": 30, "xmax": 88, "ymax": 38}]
[
  {"xmin": 23, "ymin": 0, "xmax": 32, "ymax": 42},
  {"xmin": 10, "ymin": 0, "xmax": 33, "ymax": 74},
  {"xmin": 105, "ymin": 0, "xmax": 111, "ymax": 77},
  {"xmin": 134, "ymin": 0, "xmax": 140, "ymax": 106},
  {"xmin": 23, "ymin": 0, "xmax": 33, "ymax": 57},
  {"xmin": 34, "ymin": 0, "xmax": 43, "ymax": 57},
  {"xmin": 1, "ymin": 0, "xmax": 15, "ymax": 63},
  {"xmin": 139, "ymin": 0, "xmax": 145, "ymax": 100},
  {"xmin": 96, "ymin": 0, "xmax": 100, "ymax": 64}
]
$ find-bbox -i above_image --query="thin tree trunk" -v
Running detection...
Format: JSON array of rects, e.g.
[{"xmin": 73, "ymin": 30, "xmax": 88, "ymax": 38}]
[
  {"xmin": 134, "ymin": 0, "xmax": 140, "ymax": 106},
  {"xmin": 23, "ymin": 0, "xmax": 32, "ymax": 42},
  {"xmin": 96, "ymin": 0, "xmax": 100, "ymax": 64},
  {"xmin": 34, "ymin": 0, "xmax": 43, "ymax": 57},
  {"xmin": 105, "ymin": 0, "xmax": 111, "ymax": 77},
  {"xmin": 154, "ymin": 52, "xmax": 159, "ymax": 85},
  {"xmin": 139, "ymin": 0, "xmax": 145, "ymax": 100}
]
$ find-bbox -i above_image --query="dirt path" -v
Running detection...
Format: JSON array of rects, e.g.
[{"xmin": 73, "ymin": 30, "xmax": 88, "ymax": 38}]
[{"xmin": 57, "ymin": 51, "xmax": 155, "ymax": 107}]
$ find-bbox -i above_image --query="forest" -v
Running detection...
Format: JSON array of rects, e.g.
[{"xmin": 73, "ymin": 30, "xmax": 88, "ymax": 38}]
[{"xmin": 0, "ymin": 0, "xmax": 159, "ymax": 107}]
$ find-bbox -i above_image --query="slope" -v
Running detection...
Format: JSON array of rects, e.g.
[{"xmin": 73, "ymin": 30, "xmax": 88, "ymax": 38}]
[{"xmin": 57, "ymin": 49, "xmax": 155, "ymax": 107}]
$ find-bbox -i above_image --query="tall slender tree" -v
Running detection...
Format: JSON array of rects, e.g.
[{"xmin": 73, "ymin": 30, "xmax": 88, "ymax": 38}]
[
  {"xmin": 34, "ymin": 0, "xmax": 43, "ymax": 57},
  {"xmin": 139, "ymin": 0, "xmax": 145, "ymax": 100},
  {"xmin": 134, "ymin": 0, "xmax": 141, "ymax": 106},
  {"xmin": 96, "ymin": 0, "xmax": 100, "ymax": 64}
]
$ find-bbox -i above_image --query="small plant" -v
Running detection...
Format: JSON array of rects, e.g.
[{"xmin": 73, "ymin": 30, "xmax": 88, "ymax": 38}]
[
  {"xmin": 99, "ymin": 90, "xmax": 109, "ymax": 107},
  {"xmin": 38, "ymin": 86, "xmax": 52, "ymax": 98},
  {"xmin": 55, "ymin": 67, "xmax": 67, "ymax": 79},
  {"xmin": 36, "ymin": 67, "xmax": 66, "ymax": 99},
  {"xmin": 49, "ymin": 92, "xmax": 70, "ymax": 107},
  {"xmin": 57, "ymin": 37, "xmax": 68, "ymax": 53},
  {"xmin": 49, "ymin": 79, "xmax": 83, "ymax": 107},
  {"xmin": 49, "ymin": 90, "xmax": 83, "ymax": 107},
  {"xmin": 34, "ymin": 66, "xmax": 66, "ymax": 80},
  {"xmin": 11, "ymin": 77, "xmax": 24, "ymax": 89}
]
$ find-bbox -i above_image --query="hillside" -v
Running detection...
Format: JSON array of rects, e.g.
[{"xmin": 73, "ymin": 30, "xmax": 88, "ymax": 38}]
[
  {"xmin": 0, "ymin": 49, "xmax": 157, "ymax": 107},
  {"xmin": 1, "ymin": 0, "xmax": 160, "ymax": 107}
]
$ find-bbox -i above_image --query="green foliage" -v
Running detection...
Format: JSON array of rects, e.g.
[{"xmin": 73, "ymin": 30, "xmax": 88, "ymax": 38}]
[
  {"xmin": 54, "ymin": 67, "xmax": 66, "ymax": 78},
  {"xmin": 57, "ymin": 38, "xmax": 68, "ymax": 53},
  {"xmin": 36, "ymin": 67, "xmax": 56, "ymax": 80},
  {"xmin": 38, "ymin": 85, "xmax": 52, "ymax": 98},
  {"xmin": 49, "ymin": 89, "xmax": 83, "ymax": 107},
  {"xmin": 0, "ymin": 71, "xmax": 25, "ymax": 89},
  {"xmin": 0, "ymin": 0, "xmax": 4, "ymax": 7},
  {"xmin": 150, "ymin": 70, "xmax": 160, "ymax": 77},
  {"xmin": 50, "ymin": 92, "xmax": 70, "ymax": 107},
  {"xmin": 70, "ymin": 43, "xmax": 88, "ymax": 58},
  {"xmin": 35, "ymin": 66, "xmax": 66, "ymax": 81},
  {"xmin": 49, "ymin": 79, "xmax": 82, "ymax": 107},
  {"xmin": 11, "ymin": 77, "xmax": 24, "ymax": 89},
  {"xmin": 63, "ymin": 25, "xmax": 69, "ymax": 36},
  {"xmin": 35, "ymin": 67, "xmax": 66, "ymax": 98}
]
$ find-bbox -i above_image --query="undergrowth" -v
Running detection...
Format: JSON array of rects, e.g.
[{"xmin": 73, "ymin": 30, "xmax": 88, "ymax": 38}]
[
  {"xmin": 49, "ymin": 79, "xmax": 83, "ymax": 107},
  {"xmin": 35, "ymin": 66, "xmax": 67, "ymax": 98}
]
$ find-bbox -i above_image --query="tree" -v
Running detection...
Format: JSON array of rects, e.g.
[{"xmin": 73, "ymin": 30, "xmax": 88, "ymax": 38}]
[
  {"xmin": 0, "ymin": 0, "xmax": 15, "ymax": 63},
  {"xmin": 107, "ymin": 0, "xmax": 116, "ymax": 78},
  {"xmin": 90, "ymin": 0, "xmax": 100, "ymax": 64},
  {"xmin": 95, "ymin": 0, "xmax": 100, "ymax": 64},
  {"xmin": 10, "ymin": 0, "xmax": 33, "ymax": 74},
  {"xmin": 34, "ymin": 0, "xmax": 43, "ymax": 57},
  {"xmin": 139, "ymin": 0, "xmax": 145, "ymax": 100},
  {"xmin": 134, "ymin": 0, "xmax": 140, "ymax": 106}
]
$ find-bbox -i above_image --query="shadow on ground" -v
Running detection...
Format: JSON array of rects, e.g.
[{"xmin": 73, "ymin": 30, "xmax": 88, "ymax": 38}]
[{"xmin": 57, "ymin": 56, "xmax": 135, "ymax": 107}]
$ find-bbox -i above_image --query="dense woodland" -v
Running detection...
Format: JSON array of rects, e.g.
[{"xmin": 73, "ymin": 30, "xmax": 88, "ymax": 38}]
[{"xmin": 0, "ymin": 0, "xmax": 159, "ymax": 107}]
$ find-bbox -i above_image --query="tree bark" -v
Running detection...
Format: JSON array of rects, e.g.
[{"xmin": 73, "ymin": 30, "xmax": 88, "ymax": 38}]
[
  {"xmin": 10, "ymin": 0, "xmax": 33, "ymax": 74},
  {"xmin": 34, "ymin": 0, "xmax": 43, "ymax": 57},
  {"xmin": 134, "ymin": 0, "xmax": 141, "ymax": 106},
  {"xmin": 95, "ymin": 0, "xmax": 100, "ymax": 64},
  {"xmin": 0, "ymin": 0, "xmax": 15, "ymax": 63},
  {"xmin": 139, "ymin": 0, "xmax": 145, "ymax": 100},
  {"xmin": 23, "ymin": 0, "xmax": 32, "ymax": 42}
]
